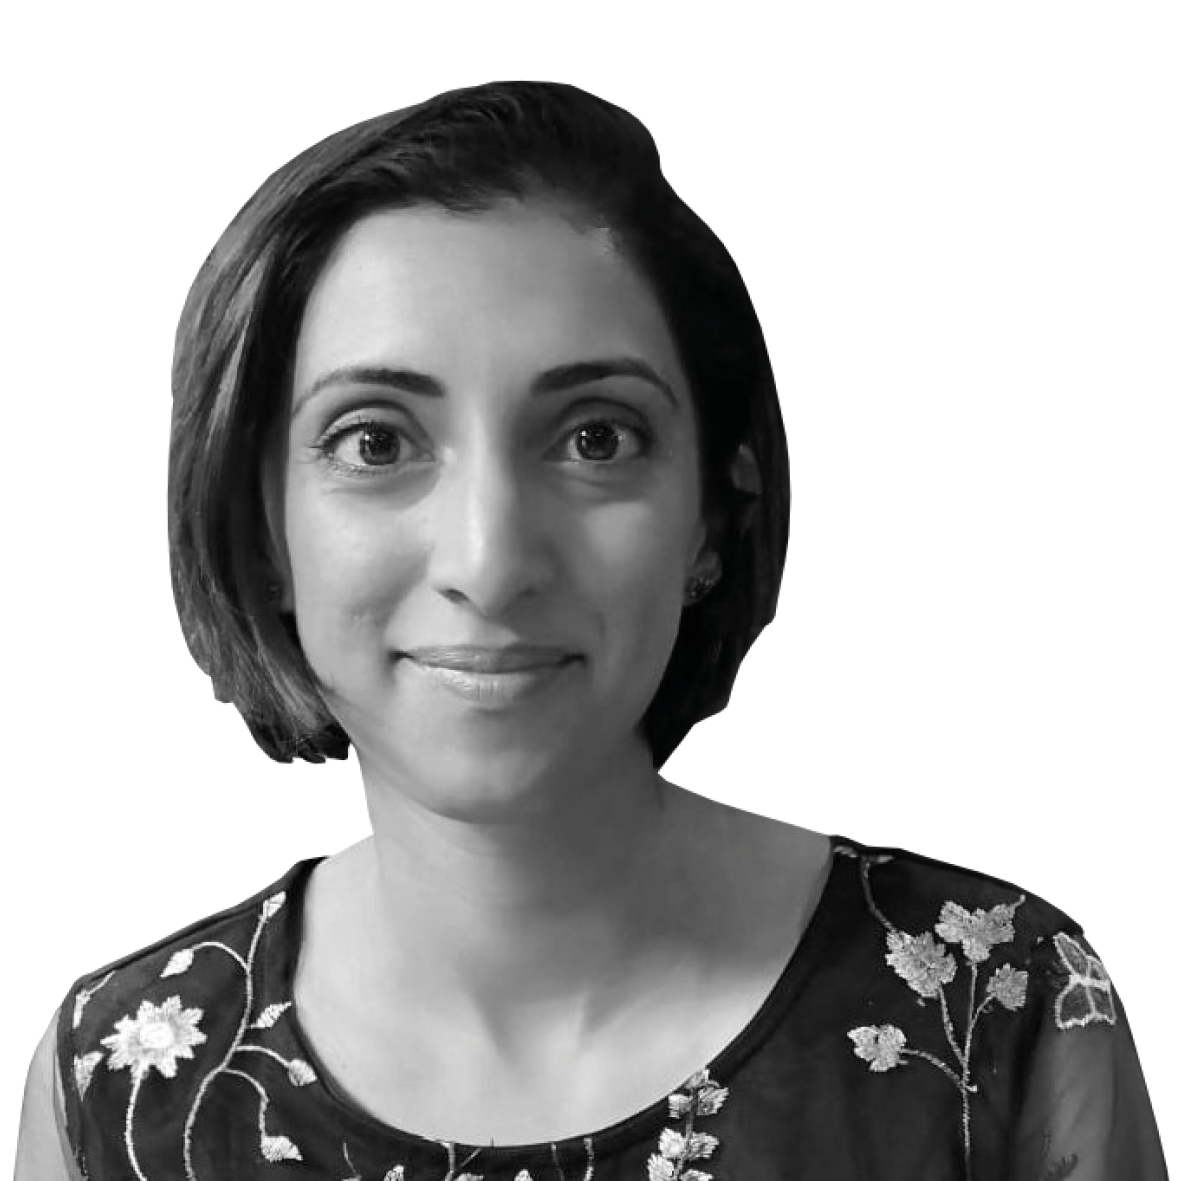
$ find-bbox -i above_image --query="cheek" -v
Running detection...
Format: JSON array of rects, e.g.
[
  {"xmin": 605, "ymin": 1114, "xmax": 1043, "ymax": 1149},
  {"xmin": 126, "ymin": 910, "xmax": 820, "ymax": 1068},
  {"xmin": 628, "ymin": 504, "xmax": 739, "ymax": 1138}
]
[
  {"xmin": 284, "ymin": 495, "xmax": 411, "ymax": 641},
  {"xmin": 580, "ymin": 501, "xmax": 691, "ymax": 634}
]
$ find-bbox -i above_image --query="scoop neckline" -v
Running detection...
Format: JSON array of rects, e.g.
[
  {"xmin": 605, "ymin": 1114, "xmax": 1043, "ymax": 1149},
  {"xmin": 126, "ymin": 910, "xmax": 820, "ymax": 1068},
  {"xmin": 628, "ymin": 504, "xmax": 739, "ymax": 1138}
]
[{"xmin": 272, "ymin": 832, "xmax": 843, "ymax": 1164}]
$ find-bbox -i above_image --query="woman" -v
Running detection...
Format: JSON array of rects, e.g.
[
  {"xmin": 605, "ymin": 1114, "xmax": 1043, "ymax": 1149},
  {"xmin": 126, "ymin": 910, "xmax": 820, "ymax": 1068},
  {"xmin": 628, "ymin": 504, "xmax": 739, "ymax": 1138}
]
[{"xmin": 16, "ymin": 80, "xmax": 1168, "ymax": 1179}]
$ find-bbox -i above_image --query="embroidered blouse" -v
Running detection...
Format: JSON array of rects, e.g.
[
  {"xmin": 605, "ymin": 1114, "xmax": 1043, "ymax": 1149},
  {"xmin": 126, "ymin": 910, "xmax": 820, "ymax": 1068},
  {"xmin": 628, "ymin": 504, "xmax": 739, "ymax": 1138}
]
[{"xmin": 54, "ymin": 837, "xmax": 1169, "ymax": 1180}]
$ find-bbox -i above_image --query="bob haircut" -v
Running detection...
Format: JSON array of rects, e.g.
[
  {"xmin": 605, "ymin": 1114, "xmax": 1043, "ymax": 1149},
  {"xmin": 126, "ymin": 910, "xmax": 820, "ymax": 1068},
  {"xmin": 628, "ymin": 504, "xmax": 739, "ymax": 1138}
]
[{"xmin": 169, "ymin": 79, "xmax": 789, "ymax": 768}]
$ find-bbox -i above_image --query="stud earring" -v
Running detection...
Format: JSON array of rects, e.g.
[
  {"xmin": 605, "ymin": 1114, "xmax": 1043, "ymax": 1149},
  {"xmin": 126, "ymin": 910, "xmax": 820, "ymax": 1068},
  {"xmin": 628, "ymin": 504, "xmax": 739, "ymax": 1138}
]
[{"xmin": 683, "ymin": 570, "xmax": 721, "ymax": 606}]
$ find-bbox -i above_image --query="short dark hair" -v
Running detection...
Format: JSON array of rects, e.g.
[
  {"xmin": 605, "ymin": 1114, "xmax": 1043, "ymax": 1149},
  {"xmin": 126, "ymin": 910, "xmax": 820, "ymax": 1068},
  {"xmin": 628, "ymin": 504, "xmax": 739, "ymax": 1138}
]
[{"xmin": 169, "ymin": 80, "xmax": 789, "ymax": 767}]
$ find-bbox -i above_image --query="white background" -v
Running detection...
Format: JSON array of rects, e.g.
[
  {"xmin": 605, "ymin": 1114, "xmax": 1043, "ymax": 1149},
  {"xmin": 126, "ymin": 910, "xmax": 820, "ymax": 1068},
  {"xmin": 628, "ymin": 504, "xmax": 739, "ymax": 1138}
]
[{"xmin": 3, "ymin": 1, "xmax": 1177, "ymax": 1171}]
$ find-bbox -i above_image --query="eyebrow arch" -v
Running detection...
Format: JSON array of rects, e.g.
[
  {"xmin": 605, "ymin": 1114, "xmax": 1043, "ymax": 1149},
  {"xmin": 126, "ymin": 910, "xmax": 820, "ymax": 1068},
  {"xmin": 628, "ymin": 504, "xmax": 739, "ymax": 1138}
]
[{"xmin": 294, "ymin": 356, "xmax": 679, "ymax": 415}]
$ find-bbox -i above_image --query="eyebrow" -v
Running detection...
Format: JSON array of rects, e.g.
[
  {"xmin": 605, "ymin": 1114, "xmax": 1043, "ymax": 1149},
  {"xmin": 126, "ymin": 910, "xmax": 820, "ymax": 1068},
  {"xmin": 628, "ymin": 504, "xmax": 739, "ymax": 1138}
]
[{"xmin": 293, "ymin": 357, "xmax": 679, "ymax": 415}]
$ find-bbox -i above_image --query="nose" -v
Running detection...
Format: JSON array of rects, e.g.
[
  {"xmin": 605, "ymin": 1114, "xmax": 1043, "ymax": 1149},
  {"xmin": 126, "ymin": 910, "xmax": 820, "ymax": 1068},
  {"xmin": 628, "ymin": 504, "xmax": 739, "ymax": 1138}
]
[{"xmin": 427, "ymin": 442, "xmax": 553, "ymax": 616}]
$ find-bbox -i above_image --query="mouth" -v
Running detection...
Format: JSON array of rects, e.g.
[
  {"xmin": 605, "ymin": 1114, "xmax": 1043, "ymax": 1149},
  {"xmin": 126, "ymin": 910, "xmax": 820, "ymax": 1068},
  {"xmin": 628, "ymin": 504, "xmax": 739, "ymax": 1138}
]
[
  {"xmin": 398, "ymin": 647, "xmax": 581, "ymax": 674},
  {"xmin": 400, "ymin": 654, "xmax": 581, "ymax": 708}
]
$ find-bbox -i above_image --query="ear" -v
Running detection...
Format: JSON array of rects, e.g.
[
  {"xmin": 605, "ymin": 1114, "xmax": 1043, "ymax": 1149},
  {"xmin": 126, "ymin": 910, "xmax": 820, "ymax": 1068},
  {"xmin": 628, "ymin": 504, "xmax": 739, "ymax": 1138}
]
[
  {"xmin": 693, "ymin": 442, "xmax": 762, "ymax": 565},
  {"xmin": 729, "ymin": 442, "xmax": 762, "ymax": 498}
]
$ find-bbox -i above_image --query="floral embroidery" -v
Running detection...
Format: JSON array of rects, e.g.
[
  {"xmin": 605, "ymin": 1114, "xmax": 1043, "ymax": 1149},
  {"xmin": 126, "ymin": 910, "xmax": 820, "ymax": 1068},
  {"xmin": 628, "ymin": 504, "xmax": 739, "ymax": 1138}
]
[
  {"xmin": 935, "ymin": 901, "xmax": 1018, "ymax": 964},
  {"xmin": 72, "ymin": 889, "xmax": 311, "ymax": 1181},
  {"xmin": 848, "ymin": 1024, "xmax": 907, "ymax": 1071},
  {"xmin": 102, "ymin": 996, "xmax": 208, "ymax": 1079},
  {"xmin": 329, "ymin": 1071, "xmax": 724, "ymax": 1181},
  {"xmin": 161, "ymin": 949, "xmax": 195, "ymax": 978},
  {"xmin": 71, "ymin": 879, "xmax": 733, "ymax": 1181},
  {"xmin": 260, "ymin": 1132, "xmax": 301, "ymax": 1162},
  {"xmin": 1052, "ymin": 932, "xmax": 1116, "ymax": 1030},
  {"xmin": 987, "ymin": 964, "xmax": 1029, "ymax": 1011},
  {"xmin": 647, "ymin": 1067, "xmax": 729, "ymax": 1181},
  {"xmin": 72, "ymin": 1051, "xmax": 103, "ymax": 1099},
  {"xmin": 251, "ymin": 1002, "xmax": 292, "ymax": 1029},
  {"xmin": 340, "ymin": 1141, "xmax": 418, "ymax": 1181},
  {"xmin": 847, "ymin": 853, "xmax": 1028, "ymax": 1181},
  {"xmin": 72, "ymin": 970, "xmax": 113, "ymax": 1029},
  {"xmin": 885, "ymin": 930, "xmax": 957, "ymax": 997}
]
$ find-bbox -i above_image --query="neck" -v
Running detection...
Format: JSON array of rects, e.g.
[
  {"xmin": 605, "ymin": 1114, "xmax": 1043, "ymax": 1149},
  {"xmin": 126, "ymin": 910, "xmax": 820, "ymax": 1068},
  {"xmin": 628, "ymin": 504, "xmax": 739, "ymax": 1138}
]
[{"xmin": 345, "ymin": 733, "xmax": 710, "ymax": 1054}]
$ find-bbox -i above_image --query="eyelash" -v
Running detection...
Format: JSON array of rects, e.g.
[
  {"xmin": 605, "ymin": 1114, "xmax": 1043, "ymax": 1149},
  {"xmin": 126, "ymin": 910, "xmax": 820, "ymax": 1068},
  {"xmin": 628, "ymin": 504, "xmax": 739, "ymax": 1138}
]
[{"xmin": 313, "ymin": 415, "xmax": 655, "ymax": 479}]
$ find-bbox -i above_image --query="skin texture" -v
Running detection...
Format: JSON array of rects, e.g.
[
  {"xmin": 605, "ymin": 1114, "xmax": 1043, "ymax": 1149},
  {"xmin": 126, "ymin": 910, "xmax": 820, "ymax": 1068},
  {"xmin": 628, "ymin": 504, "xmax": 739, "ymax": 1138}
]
[
  {"xmin": 272, "ymin": 200, "xmax": 712, "ymax": 811},
  {"xmin": 256, "ymin": 200, "xmax": 830, "ymax": 1142}
]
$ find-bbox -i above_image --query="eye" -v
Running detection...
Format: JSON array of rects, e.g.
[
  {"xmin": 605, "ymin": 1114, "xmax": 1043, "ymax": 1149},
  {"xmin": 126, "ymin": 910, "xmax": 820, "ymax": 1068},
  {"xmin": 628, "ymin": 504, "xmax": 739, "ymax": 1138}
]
[
  {"xmin": 315, "ymin": 418, "xmax": 421, "ymax": 475},
  {"xmin": 562, "ymin": 418, "xmax": 652, "ymax": 464},
  {"xmin": 313, "ymin": 413, "xmax": 653, "ymax": 479}
]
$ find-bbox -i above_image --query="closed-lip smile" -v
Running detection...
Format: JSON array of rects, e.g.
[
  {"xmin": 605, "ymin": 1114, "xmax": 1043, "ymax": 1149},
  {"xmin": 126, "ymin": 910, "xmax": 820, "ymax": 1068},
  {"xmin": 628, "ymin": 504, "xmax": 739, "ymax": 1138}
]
[{"xmin": 402, "ymin": 644, "xmax": 578, "ymax": 673}]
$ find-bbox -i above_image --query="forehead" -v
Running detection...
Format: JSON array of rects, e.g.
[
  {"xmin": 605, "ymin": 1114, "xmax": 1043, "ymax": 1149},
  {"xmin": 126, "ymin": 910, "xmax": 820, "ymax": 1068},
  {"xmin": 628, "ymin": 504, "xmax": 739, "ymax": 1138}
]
[{"xmin": 292, "ymin": 201, "xmax": 685, "ymax": 394}]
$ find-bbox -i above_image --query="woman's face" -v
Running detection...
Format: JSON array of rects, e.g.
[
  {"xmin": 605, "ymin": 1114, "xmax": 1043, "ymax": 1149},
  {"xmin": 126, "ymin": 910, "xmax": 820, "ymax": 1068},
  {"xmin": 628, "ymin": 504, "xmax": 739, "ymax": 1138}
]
[{"xmin": 271, "ymin": 199, "xmax": 710, "ymax": 812}]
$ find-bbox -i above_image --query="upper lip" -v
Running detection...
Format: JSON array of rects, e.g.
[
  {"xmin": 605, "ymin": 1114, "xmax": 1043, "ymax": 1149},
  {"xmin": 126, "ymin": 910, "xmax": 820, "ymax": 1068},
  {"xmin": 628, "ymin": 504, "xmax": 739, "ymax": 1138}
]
[{"xmin": 403, "ymin": 644, "xmax": 577, "ymax": 672}]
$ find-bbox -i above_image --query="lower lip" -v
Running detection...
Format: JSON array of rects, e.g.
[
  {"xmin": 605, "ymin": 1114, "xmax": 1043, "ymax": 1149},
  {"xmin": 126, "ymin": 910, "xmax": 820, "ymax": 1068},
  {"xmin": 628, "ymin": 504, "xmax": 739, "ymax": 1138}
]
[{"xmin": 404, "ymin": 657, "xmax": 579, "ymax": 708}]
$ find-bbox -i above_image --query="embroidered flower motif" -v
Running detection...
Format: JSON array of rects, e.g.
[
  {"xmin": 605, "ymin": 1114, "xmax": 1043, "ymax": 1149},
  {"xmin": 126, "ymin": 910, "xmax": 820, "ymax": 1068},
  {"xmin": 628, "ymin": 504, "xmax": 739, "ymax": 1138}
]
[
  {"xmin": 73, "ymin": 1051, "xmax": 103, "ymax": 1098},
  {"xmin": 986, "ymin": 964, "xmax": 1029, "ymax": 1011},
  {"xmin": 935, "ymin": 900, "xmax": 1020, "ymax": 964},
  {"xmin": 260, "ymin": 1133, "xmax": 302, "ymax": 1162},
  {"xmin": 101, "ymin": 996, "xmax": 208, "ymax": 1080},
  {"xmin": 383, "ymin": 1169, "xmax": 406, "ymax": 1181},
  {"xmin": 1052, "ymin": 932, "xmax": 1117, "ymax": 1030},
  {"xmin": 849, "ymin": 854, "xmax": 1033, "ymax": 1180},
  {"xmin": 287, "ymin": 1058, "xmax": 317, "ymax": 1086},
  {"xmin": 885, "ymin": 930, "xmax": 957, "ymax": 997},
  {"xmin": 848, "ymin": 1024, "xmax": 908, "ymax": 1072}
]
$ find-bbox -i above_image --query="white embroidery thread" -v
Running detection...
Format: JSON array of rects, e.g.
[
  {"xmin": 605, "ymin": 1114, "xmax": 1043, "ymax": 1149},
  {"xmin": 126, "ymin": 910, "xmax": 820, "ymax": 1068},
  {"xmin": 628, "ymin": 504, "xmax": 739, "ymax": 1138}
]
[
  {"xmin": 846, "ymin": 853, "xmax": 1029, "ymax": 1181},
  {"xmin": 1051, "ymin": 932, "xmax": 1117, "ymax": 1031}
]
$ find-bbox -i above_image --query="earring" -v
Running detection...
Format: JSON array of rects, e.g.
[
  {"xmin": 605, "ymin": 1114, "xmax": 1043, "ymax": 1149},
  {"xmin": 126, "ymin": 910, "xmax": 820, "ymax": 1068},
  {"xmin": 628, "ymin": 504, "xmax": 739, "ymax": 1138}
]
[{"xmin": 683, "ymin": 571, "xmax": 720, "ymax": 606}]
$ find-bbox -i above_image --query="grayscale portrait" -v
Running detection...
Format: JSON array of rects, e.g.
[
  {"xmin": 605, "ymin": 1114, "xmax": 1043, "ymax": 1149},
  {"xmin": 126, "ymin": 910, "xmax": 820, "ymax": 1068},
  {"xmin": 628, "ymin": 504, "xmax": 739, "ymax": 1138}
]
[{"xmin": 14, "ymin": 79, "xmax": 1170, "ymax": 1180}]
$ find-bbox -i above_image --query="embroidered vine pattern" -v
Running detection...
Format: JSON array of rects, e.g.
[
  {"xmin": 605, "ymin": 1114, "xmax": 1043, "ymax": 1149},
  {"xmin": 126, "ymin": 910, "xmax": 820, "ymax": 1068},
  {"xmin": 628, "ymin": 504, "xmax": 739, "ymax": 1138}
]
[
  {"xmin": 330, "ymin": 1069, "xmax": 726, "ymax": 1181},
  {"xmin": 837, "ymin": 847, "xmax": 1121, "ymax": 1181},
  {"xmin": 72, "ymin": 901, "xmax": 731, "ymax": 1181},
  {"xmin": 339, "ymin": 1140, "xmax": 417, "ymax": 1181},
  {"xmin": 72, "ymin": 890, "xmax": 316, "ymax": 1181},
  {"xmin": 842, "ymin": 849, "xmax": 1028, "ymax": 1181},
  {"xmin": 646, "ymin": 1068, "xmax": 729, "ymax": 1181},
  {"xmin": 336, "ymin": 1137, "xmax": 518, "ymax": 1181}
]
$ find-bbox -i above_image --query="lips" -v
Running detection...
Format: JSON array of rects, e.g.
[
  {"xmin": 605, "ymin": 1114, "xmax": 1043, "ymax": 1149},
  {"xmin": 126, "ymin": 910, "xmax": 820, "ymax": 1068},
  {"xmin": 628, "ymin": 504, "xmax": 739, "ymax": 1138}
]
[{"xmin": 401, "ymin": 644, "xmax": 578, "ymax": 673}]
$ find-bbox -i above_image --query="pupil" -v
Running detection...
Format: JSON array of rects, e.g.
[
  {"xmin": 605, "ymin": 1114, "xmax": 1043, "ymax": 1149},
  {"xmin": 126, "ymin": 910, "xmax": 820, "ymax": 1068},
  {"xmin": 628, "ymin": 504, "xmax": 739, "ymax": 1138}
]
[
  {"xmin": 359, "ymin": 427, "xmax": 398, "ymax": 465},
  {"xmin": 578, "ymin": 423, "xmax": 618, "ymax": 461}
]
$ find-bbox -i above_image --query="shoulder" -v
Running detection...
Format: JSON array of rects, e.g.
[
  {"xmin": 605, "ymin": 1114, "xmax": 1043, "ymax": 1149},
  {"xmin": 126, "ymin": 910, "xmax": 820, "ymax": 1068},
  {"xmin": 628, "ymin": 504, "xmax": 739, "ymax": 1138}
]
[
  {"xmin": 831, "ymin": 835, "xmax": 1080, "ymax": 941},
  {"xmin": 56, "ymin": 860, "xmax": 319, "ymax": 1170},
  {"xmin": 62, "ymin": 861, "xmax": 313, "ymax": 1032},
  {"xmin": 832, "ymin": 836, "xmax": 1119, "ymax": 1032}
]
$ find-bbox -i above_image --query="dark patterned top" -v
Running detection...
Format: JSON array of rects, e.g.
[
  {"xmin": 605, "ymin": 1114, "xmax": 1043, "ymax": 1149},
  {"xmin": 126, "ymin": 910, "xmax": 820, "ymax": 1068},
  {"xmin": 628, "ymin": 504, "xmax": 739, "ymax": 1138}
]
[{"xmin": 57, "ymin": 837, "xmax": 1169, "ymax": 1181}]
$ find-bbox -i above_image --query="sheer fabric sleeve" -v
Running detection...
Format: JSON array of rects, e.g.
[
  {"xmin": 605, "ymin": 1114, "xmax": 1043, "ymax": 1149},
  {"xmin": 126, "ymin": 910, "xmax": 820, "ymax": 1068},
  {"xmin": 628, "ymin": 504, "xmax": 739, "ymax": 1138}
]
[
  {"xmin": 14, "ymin": 1009, "xmax": 84, "ymax": 1181},
  {"xmin": 1007, "ymin": 928, "xmax": 1169, "ymax": 1180}
]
